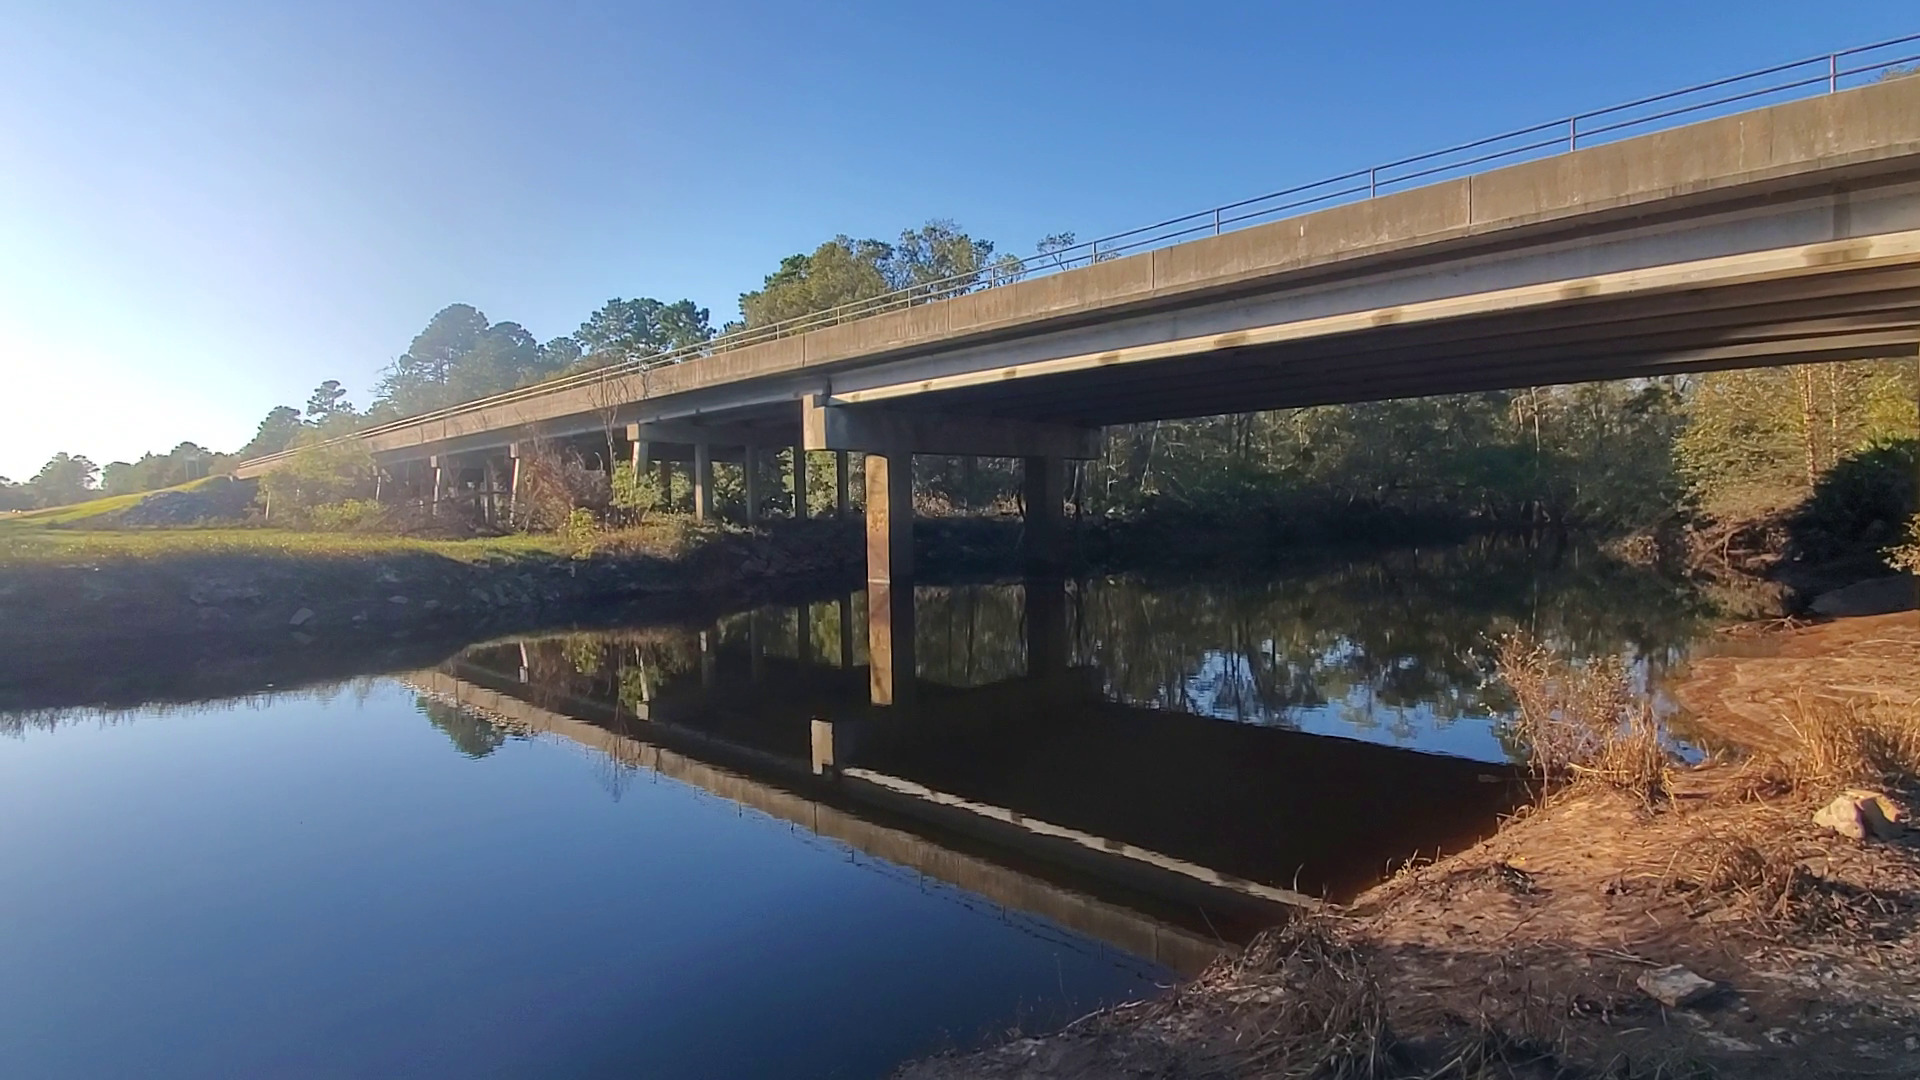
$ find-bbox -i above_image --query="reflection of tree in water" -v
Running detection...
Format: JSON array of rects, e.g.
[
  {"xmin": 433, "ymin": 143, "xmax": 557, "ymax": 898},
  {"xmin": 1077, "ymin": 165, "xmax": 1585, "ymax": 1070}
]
[
  {"xmin": 445, "ymin": 540, "xmax": 1713, "ymax": 765},
  {"xmin": 1074, "ymin": 540, "xmax": 1713, "ymax": 751},
  {"xmin": 913, "ymin": 586, "xmax": 1029, "ymax": 688},
  {"xmin": 417, "ymin": 698, "xmax": 508, "ymax": 758},
  {"xmin": 897, "ymin": 541, "xmax": 1712, "ymax": 754}
]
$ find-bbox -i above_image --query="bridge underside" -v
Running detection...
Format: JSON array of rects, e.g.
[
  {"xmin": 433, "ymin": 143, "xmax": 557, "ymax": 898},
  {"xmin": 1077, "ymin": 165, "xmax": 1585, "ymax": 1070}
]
[{"xmin": 872, "ymin": 263, "xmax": 1920, "ymax": 426}]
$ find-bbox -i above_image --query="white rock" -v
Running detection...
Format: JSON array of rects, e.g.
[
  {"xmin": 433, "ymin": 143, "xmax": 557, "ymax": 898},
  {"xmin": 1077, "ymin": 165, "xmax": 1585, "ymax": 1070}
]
[
  {"xmin": 288, "ymin": 607, "xmax": 315, "ymax": 627},
  {"xmin": 1637, "ymin": 965, "xmax": 1718, "ymax": 1008},
  {"xmin": 1814, "ymin": 792, "xmax": 1904, "ymax": 841}
]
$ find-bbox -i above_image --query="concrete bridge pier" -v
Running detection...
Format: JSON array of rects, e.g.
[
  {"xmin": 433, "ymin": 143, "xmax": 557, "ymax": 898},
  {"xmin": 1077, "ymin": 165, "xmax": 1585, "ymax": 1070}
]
[
  {"xmin": 428, "ymin": 454, "xmax": 458, "ymax": 517},
  {"xmin": 693, "ymin": 440, "xmax": 714, "ymax": 522},
  {"xmin": 835, "ymin": 452, "xmax": 850, "ymax": 519},
  {"xmin": 1025, "ymin": 574, "xmax": 1070, "ymax": 677},
  {"xmin": 794, "ymin": 446, "xmax": 814, "ymax": 519},
  {"xmin": 804, "ymin": 395, "xmax": 1099, "ymax": 585},
  {"xmin": 507, "ymin": 443, "xmax": 526, "ymax": 521},
  {"xmin": 743, "ymin": 446, "xmax": 761, "ymax": 522},
  {"xmin": 1023, "ymin": 456, "xmax": 1068, "ymax": 576}
]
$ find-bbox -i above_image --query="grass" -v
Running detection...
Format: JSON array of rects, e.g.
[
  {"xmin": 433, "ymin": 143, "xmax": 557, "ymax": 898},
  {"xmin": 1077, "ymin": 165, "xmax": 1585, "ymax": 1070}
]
[
  {"xmin": 0, "ymin": 485, "xmax": 732, "ymax": 567},
  {"xmin": 1495, "ymin": 633, "xmax": 1672, "ymax": 804},
  {"xmin": 0, "ymin": 526, "xmax": 576, "ymax": 565},
  {"xmin": 0, "ymin": 477, "xmax": 220, "ymax": 528},
  {"xmin": 1782, "ymin": 696, "xmax": 1920, "ymax": 791}
]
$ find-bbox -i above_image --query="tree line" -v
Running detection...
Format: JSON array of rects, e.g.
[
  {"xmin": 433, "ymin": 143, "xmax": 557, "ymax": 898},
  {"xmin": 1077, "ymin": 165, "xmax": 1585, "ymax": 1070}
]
[{"xmin": 10, "ymin": 212, "xmax": 1916, "ymax": 564}]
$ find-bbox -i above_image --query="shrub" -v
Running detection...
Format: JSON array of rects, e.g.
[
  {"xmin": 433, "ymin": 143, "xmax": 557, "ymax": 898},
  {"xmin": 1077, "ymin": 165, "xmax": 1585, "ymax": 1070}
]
[
  {"xmin": 609, "ymin": 463, "xmax": 663, "ymax": 524},
  {"xmin": 1494, "ymin": 633, "xmax": 1671, "ymax": 803},
  {"xmin": 304, "ymin": 498, "xmax": 390, "ymax": 532},
  {"xmin": 559, "ymin": 507, "xmax": 600, "ymax": 556},
  {"xmin": 257, "ymin": 440, "xmax": 378, "ymax": 520},
  {"xmin": 1889, "ymin": 514, "xmax": 1920, "ymax": 574},
  {"xmin": 1786, "ymin": 437, "xmax": 1918, "ymax": 562},
  {"xmin": 1784, "ymin": 697, "xmax": 1920, "ymax": 789},
  {"xmin": 510, "ymin": 441, "xmax": 610, "ymax": 532}
]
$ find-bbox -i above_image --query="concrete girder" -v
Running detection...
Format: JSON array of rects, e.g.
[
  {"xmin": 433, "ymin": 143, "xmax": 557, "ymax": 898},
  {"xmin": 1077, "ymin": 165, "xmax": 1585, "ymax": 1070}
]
[{"xmin": 803, "ymin": 396, "xmax": 1101, "ymax": 460}]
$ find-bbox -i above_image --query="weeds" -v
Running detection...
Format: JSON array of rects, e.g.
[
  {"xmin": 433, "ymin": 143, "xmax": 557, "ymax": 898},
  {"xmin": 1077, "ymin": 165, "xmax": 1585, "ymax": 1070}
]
[
  {"xmin": 1495, "ymin": 634, "xmax": 1671, "ymax": 804},
  {"xmin": 1781, "ymin": 696, "xmax": 1920, "ymax": 790}
]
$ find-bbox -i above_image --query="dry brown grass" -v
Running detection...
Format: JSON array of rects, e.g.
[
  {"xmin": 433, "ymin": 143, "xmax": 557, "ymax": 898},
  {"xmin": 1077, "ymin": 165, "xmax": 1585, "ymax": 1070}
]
[
  {"xmin": 1781, "ymin": 695, "xmax": 1920, "ymax": 791},
  {"xmin": 1495, "ymin": 634, "xmax": 1672, "ymax": 804}
]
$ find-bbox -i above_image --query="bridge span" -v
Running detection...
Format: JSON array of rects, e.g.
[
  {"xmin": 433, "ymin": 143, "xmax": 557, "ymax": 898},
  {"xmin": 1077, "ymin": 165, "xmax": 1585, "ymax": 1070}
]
[{"xmin": 235, "ymin": 71, "xmax": 1920, "ymax": 634}]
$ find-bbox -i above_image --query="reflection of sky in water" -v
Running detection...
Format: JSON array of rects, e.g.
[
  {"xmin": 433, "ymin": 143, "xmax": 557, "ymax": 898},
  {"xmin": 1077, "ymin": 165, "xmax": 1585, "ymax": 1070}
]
[
  {"xmin": 1159, "ymin": 646, "xmax": 1513, "ymax": 763},
  {"xmin": 1109, "ymin": 639, "xmax": 1701, "ymax": 767}
]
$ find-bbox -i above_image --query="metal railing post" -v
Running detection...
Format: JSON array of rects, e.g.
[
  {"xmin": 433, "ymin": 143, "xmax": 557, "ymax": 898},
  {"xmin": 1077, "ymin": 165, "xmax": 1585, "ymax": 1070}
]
[
  {"xmin": 1369, "ymin": 167, "xmax": 1377, "ymax": 198},
  {"xmin": 1214, "ymin": 208, "xmax": 1221, "ymax": 235},
  {"xmin": 1829, "ymin": 53, "xmax": 1838, "ymax": 93},
  {"xmin": 1568, "ymin": 117, "xmax": 1577, "ymax": 151}
]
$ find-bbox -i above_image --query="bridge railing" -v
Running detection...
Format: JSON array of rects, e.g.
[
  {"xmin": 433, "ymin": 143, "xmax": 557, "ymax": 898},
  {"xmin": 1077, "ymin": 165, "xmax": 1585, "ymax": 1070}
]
[{"xmin": 239, "ymin": 32, "xmax": 1920, "ymax": 471}]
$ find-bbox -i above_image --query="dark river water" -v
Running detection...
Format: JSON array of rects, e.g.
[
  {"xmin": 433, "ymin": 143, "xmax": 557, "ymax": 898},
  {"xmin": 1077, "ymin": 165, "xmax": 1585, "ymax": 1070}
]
[{"xmin": 0, "ymin": 542, "xmax": 1714, "ymax": 1079}]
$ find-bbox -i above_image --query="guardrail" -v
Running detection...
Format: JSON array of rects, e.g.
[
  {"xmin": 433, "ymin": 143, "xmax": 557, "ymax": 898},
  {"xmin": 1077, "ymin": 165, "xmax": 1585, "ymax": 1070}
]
[{"xmin": 241, "ymin": 31, "xmax": 1920, "ymax": 469}]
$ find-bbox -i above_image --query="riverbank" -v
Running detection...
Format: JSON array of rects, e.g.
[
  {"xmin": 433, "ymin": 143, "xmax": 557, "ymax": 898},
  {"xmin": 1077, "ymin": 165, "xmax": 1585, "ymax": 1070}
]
[
  {"xmin": 899, "ymin": 612, "xmax": 1920, "ymax": 1079},
  {"xmin": 0, "ymin": 518, "xmax": 867, "ymax": 713}
]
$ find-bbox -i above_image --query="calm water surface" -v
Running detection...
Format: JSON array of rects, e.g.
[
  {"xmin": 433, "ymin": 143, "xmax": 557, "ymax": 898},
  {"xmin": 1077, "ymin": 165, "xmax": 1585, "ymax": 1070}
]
[{"xmin": 0, "ymin": 543, "xmax": 1713, "ymax": 1079}]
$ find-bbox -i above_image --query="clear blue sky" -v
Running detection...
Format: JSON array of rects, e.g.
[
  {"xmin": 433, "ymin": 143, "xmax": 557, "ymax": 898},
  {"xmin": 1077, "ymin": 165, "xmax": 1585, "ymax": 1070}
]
[{"xmin": 0, "ymin": 1, "xmax": 1912, "ymax": 480}]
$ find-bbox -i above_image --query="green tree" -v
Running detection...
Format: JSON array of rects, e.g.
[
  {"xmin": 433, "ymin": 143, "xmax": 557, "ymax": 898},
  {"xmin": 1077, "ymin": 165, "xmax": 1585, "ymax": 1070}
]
[
  {"xmin": 370, "ymin": 305, "xmax": 566, "ymax": 418},
  {"xmin": 736, "ymin": 237, "xmax": 894, "ymax": 329},
  {"xmin": 236, "ymin": 405, "xmax": 306, "ymax": 460},
  {"xmin": 304, "ymin": 380, "xmax": 354, "ymax": 421},
  {"xmin": 541, "ymin": 335, "xmax": 584, "ymax": 372},
  {"xmin": 889, "ymin": 219, "xmax": 994, "ymax": 297},
  {"xmin": 1675, "ymin": 359, "xmax": 1918, "ymax": 515},
  {"xmin": 29, "ymin": 452, "xmax": 99, "ymax": 506},
  {"xmin": 101, "ymin": 442, "xmax": 215, "ymax": 496},
  {"xmin": 574, "ymin": 297, "xmax": 713, "ymax": 370},
  {"xmin": 255, "ymin": 437, "xmax": 378, "ymax": 520}
]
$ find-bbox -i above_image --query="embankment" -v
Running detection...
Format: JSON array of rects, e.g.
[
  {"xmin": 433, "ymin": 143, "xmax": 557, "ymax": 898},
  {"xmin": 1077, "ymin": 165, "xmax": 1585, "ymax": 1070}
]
[
  {"xmin": 899, "ymin": 613, "xmax": 1920, "ymax": 1080},
  {"xmin": 0, "ymin": 521, "xmax": 866, "ymax": 714}
]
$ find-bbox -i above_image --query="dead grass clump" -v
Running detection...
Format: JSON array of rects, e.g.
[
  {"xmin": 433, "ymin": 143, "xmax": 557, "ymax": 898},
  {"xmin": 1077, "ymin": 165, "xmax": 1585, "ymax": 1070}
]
[
  {"xmin": 1147, "ymin": 917, "xmax": 1403, "ymax": 1079},
  {"xmin": 1783, "ymin": 696, "xmax": 1920, "ymax": 790},
  {"xmin": 1665, "ymin": 825, "xmax": 1813, "ymax": 930},
  {"xmin": 1495, "ymin": 634, "xmax": 1672, "ymax": 804},
  {"xmin": 1660, "ymin": 811, "xmax": 1917, "ymax": 940}
]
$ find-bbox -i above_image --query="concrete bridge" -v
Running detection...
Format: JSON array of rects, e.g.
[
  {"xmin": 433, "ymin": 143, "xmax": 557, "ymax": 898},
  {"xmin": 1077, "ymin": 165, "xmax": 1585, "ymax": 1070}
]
[{"xmin": 236, "ymin": 75, "xmax": 1920, "ymax": 602}]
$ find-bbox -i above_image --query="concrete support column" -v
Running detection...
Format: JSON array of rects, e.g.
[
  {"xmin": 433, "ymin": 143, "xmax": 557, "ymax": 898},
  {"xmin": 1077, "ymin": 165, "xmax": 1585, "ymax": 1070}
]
[
  {"xmin": 793, "ymin": 446, "xmax": 809, "ymax": 519},
  {"xmin": 430, "ymin": 456, "xmax": 448, "ymax": 517},
  {"xmin": 1022, "ymin": 455, "xmax": 1067, "ymax": 575},
  {"xmin": 743, "ymin": 446, "xmax": 760, "ymax": 523},
  {"xmin": 835, "ymin": 451, "xmax": 850, "ymax": 520},
  {"xmin": 810, "ymin": 719, "xmax": 836, "ymax": 776},
  {"xmin": 693, "ymin": 442, "xmax": 713, "ymax": 522},
  {"xmin": 482, "ymin": 457, "xmax": 500, "ymax": 524},
  {"xmin": 797, "ymin": 605, "xmax": 812, "ymax": 665},
  {"xmin": 865, "ymin": 448, "xmax": 915, "ymax": 706},
  {"xmin": 656, "ymin": 459, "xmax": 673, "ymax": 511},
  {"xmin": 865, "ymin": 449, "xmax": 913, "ymax": 585},
  {"xmin": 867, "ymin": 583, "xmax": 916, "ymax": 707},
  {"xmin": 508, "ymin": 447, "xmax": 524, "ymax": 521},
  {"xmin": 1025, "ymin": 575, "xmax": 1070, "ymax": 677}
]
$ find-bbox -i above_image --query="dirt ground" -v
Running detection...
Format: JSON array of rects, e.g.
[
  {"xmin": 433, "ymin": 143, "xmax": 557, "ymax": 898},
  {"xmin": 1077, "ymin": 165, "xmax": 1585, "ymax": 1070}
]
[
  {"xmin": 1669, "ymin": 612, "xmax": 1920, "ymax": 758},
  {"xmin": 900, "ymin": 612, "xmax": 1920, "ymax": 1079}
]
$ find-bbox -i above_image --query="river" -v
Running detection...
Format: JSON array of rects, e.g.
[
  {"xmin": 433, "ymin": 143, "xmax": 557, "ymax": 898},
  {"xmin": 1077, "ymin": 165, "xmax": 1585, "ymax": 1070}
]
[{"xmin": 0, "ymin": 541, "xmax": 1715, "ymax": 1079}]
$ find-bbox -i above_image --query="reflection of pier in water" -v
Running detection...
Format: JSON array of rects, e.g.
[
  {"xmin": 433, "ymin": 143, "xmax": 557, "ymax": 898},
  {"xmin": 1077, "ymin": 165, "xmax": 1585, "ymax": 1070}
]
[{"xmin": 416, "ymin": 579, "xmax": 1524, "ymax": 972}]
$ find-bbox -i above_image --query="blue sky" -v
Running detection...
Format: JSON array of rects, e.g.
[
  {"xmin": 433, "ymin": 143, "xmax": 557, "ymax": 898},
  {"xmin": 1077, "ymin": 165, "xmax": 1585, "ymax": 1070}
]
[{"xmin": 1, "ymin": 1, "xmax": 1912, "ymax": 480}]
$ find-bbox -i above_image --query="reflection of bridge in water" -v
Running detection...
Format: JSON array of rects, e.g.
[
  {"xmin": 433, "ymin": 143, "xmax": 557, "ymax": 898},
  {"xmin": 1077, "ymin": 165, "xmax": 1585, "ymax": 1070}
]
[{"xmin": 410, "ymin": 578, "xmax": 1525, "ymax": 972}]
